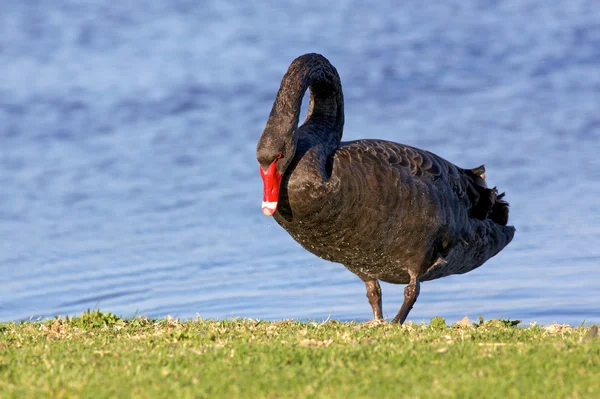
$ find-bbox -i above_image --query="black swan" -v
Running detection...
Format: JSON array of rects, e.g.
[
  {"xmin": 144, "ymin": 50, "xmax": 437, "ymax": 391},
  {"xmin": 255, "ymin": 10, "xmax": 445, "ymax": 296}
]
[{"xmin": 256, "ymin": 53, "xmax": 515, "ymax": 324}]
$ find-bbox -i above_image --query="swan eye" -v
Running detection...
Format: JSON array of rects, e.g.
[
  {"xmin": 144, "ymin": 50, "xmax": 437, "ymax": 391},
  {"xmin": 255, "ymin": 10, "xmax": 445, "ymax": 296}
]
[{"xmin": 276, "ymin": 153, "xmax": 283, "ymax": 159}]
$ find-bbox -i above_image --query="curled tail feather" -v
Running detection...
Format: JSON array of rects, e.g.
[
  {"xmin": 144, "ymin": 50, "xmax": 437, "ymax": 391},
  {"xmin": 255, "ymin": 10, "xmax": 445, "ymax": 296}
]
[
  {"xmin": 466, "ymin": 165, "xmax": 510, "ymax": 226},
  {"xmin": 490, "ymin": 192, "xmax": 509, "ymax": 226}
]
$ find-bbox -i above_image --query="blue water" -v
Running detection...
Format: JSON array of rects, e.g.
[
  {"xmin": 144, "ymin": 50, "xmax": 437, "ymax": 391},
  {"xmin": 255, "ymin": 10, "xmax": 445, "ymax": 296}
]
[{"xmin": 1, "ymin": 1, "xmax": 599, "ymax": 325}]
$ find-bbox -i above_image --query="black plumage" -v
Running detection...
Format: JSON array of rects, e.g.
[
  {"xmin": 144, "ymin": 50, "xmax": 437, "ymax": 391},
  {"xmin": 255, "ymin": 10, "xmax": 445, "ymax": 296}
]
[{"xmin": 257, "ymin": 53, "xmax": 515, "ymax": 324}]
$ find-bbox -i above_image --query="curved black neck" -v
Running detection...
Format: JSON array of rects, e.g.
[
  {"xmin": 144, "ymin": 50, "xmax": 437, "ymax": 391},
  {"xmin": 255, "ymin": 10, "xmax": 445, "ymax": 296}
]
[{"xmin": 265, "ymin": 53, "xmax": 344, "ymax": 146}]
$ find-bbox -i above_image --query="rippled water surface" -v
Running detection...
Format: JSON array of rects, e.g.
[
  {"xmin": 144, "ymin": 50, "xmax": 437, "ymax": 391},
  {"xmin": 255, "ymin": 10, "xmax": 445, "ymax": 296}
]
[{"xmin": 1, "ymin": 1, "xmax": 599, "ymax": 324}]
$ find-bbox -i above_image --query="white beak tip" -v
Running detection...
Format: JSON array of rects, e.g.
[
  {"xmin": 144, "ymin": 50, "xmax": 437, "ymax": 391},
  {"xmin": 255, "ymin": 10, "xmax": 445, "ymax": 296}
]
[{"xmin": 262, "ymin": 201, "xmax": 277, "ymax": 216}]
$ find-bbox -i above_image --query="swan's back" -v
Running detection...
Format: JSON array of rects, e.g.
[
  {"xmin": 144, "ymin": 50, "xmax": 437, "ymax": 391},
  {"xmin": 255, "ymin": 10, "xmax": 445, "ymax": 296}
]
[{"xmin": 334, "ymin": 139, "xmax": 511, "ymax": 226}]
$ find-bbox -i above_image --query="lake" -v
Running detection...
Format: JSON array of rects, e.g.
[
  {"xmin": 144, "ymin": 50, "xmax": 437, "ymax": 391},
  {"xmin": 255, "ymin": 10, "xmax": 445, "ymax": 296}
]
[{"xmin": 1, "ymin": 0, "xmax": 599, "ymax": 325}]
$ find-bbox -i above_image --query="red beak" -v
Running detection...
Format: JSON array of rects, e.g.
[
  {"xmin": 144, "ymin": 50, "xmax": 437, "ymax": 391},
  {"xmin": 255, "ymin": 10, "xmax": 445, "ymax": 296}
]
[{"xmin": 259, "ymin": 160, "xmax": 283, "ymax": 216}]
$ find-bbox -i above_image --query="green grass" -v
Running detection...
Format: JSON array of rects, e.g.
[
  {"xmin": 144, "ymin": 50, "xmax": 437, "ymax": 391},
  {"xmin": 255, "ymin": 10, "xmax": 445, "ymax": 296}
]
[{"xmin": 1, "ymin": 310, "xmax": 599, "ymax": 398}]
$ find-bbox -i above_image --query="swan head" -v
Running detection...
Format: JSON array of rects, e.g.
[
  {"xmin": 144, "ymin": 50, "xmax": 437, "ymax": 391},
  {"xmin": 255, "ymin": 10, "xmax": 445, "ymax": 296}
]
[{"xmin": 256, "ymin": 127, "xmax": 297, "ymax": 216}]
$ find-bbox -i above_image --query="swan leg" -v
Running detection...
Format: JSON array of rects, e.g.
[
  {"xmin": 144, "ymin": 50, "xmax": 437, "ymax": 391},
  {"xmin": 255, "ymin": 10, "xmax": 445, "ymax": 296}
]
[
  {"xmin": 363, "ymin": 279, "xmax": 383, "ymax": 320},
  {"xmin": 391, "ymin": 277, "xmax": 420, "ymax": 324},
  {"xmin": 356, "ymin": 273, "xmax": 383, "ymax": 320}
]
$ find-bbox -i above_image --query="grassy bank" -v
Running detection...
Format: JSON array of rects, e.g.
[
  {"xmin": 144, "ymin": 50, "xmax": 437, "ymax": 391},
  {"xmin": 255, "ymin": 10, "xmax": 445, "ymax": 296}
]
[{"xmin": 1, "ymin": 311, "xmax": 599, "ymax": 398}]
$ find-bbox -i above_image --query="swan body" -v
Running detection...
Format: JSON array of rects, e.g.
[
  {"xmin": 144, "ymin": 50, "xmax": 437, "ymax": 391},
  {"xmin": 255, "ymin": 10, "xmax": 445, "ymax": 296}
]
[{"xmin": 257, "ymin": 53, "xmax": 515, "ymax": 323}]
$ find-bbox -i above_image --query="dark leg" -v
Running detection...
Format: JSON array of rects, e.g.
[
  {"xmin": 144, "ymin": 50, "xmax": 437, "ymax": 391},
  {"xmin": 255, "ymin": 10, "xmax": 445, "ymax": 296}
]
[
  {"xmin": 364, "ymin": 279, "xmax": 383, "ymax": 320},
  {"xmin": 391, "ymin": 277, "xmax": 420, "ymax": 324},
  {"xmin": 356, "ymin": 272, "xmax": 383, "ymax": 320}
]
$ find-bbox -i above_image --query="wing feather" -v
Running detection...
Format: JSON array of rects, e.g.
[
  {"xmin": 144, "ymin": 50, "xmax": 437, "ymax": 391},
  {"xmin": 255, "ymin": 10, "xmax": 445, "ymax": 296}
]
[{"xmin": 338, "ymin": 140, "xmax": 510, "ymax": 225}]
